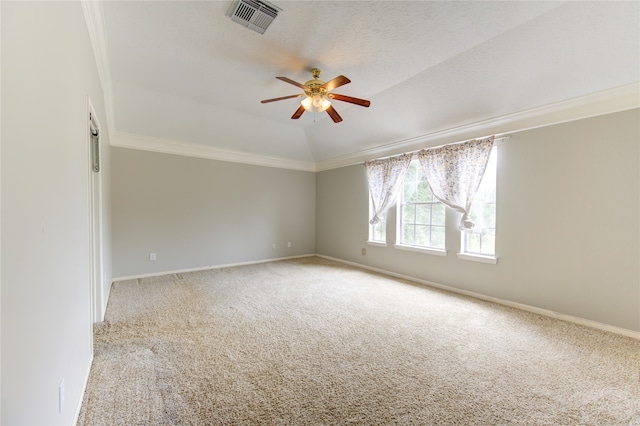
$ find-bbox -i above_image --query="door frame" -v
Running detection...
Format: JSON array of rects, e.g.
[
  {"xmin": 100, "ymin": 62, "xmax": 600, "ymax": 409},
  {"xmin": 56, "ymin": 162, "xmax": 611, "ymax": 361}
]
[{"xmin": 87, "ymin": 98, "xmax": 104, "ymax": 324}]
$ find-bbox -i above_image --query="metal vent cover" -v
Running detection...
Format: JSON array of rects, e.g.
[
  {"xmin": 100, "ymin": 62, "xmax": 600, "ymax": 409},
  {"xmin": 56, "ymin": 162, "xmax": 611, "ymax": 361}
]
[{"xmin": 230, "ymin": 0, "xmax": 281, "ymax": 35}]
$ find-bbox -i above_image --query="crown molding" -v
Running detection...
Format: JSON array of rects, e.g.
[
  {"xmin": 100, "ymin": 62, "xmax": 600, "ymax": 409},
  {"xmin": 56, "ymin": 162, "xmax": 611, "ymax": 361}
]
[
  {"xmin": 110, "ymin": 132, "xmax": 317, "ymax": 172},
  {"xmin": 110, "ymin": 82, "xmax": 638, "ymax": 173},
  {"xmin": 316, "ymin": 82, "xmax": 640, "ymax": 171},
  {"xmin": 81, "ymin": 0, "xmax": 116, "ymax": 135}
]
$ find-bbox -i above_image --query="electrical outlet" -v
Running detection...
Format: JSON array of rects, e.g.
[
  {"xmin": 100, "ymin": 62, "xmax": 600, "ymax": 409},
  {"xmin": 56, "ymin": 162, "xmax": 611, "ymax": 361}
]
[
  {"xmin": 149, "ymin": 252, "xmax": 157, "ymax": 261},
  {"xmin": 287, "ymin": 242, "xmax": 291, "ymax": 247},
  {"xmin": 272, "ymin": 243, "xmax": 276, "ymax": 249},
  {"xmin": 361, "ymin": 248, "xmax": 366, "ymax": 255},
  {"xmin": 59, "ymin": 378, "xmax": 65, "ymax": 413}
]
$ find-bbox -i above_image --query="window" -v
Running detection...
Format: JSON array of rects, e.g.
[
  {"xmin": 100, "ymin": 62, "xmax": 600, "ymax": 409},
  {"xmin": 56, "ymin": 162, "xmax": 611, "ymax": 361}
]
[
  {"xmin": 461, "ymin": 146, "xmax": 497, "ymax": 257},
  {"xmin": 396, "ymin": 160, "xmax": 446, "ymax": 250},
  {"xmin": 368, "ymin": 207, "xmax": 387, "ymax": 244},
  {"xmin": 365, "ymin": 140, "xmax": 497, "ymax": 259}
]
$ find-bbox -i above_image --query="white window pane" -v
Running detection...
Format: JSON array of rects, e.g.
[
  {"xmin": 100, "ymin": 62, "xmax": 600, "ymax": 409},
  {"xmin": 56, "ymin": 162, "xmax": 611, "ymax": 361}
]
[
  {"xmin": 417, "ymin": 181, "xmax": 430, "ymax": 202},
  {"xmin": 462, "ymin": 146, "xmax": 497, "ymax": 256},
  {"xmin": 466, "ymin": 232, "xmax": 481, "ymax": 253},
  {"xmin": 415, "ymin": 204, "xmax": 431, "ymax": 225},
  {"xmin": 432, "ymin": 203, "xmax": 446, "ymax": 226},
  {"xmin": 398, "ymin": 158, "xmax": 447, "ymax": 250},
  {"xmin": 402, "ymin": 224, "xmax": 415, "ymax": 244},
  {"xmin": 415, "ymin": 225, "xmax": 430, "ymax": 246},
  {"xmin": 482, "ymin": 203, "xmax": 496, "ymax": 228},
  {"xmin": 374, "ymin": 223, "xmax": 386, "ymax": 241},
  {"xmin": 402, "ymin": 204, "xmax": 415, "ymax": 223},
  {"xmin": 369, "ymin": 201, "xmax": 387, "ymax": 242},
  {"xmin": 403, "ymin": 182, "xmax": 415, "ymax": 202},
  {"xmin": 481, "ymin": 229, "xmax": 495, "ymax": 255}
]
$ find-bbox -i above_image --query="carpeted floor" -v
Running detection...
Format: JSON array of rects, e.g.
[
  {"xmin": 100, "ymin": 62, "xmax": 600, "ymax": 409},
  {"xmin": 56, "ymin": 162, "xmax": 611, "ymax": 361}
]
[{"xmin": 78, "ymin": 256, "xmax": 640, "ymax": 425}]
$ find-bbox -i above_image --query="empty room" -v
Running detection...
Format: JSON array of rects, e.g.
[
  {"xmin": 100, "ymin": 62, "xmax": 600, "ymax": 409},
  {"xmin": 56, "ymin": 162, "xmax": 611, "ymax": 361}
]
[{"xmin": 1, "ymin": 1, "xmax": 639, "ymax": 425}]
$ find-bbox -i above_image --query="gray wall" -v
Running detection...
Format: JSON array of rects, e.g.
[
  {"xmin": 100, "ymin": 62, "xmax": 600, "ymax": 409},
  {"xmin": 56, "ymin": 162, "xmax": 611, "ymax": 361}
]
[
  {"xmin": 112, "ymin": 148, "xmax": 316, "ymax": 278},
  {"xmin": 317, "ymin": 109, "xmax": 640, "ymax": 332},
  {"xmin": 1, "ymin": 2, "xmax": 112, "ymax": 424}
]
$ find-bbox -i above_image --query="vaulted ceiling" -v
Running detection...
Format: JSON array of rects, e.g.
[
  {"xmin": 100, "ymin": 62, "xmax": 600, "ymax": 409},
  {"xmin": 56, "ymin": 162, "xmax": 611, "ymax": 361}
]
[{"xmin": 92, "ymin": 1, "xmax": 639, "ymax": 170}]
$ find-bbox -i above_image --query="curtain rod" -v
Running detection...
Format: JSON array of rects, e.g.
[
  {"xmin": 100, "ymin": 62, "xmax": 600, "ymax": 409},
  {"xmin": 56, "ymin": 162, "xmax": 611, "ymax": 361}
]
[{"xmin": 361, "ymin": 134, "xmax": 511, "ymax": 165}]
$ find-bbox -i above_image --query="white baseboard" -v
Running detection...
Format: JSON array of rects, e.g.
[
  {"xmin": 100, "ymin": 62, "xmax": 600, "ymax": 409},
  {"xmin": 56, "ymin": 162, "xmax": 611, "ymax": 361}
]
[
  {"xmin": 111, "ymin": 254, "xmax": 316, "ymax": 282},
  {"xmin": 73, "ymin": 353, "xmax": 94, "ymax": 426},
  {"xmin": 316, "ymin": 254, "xmax": 640, "ymax": 340}
]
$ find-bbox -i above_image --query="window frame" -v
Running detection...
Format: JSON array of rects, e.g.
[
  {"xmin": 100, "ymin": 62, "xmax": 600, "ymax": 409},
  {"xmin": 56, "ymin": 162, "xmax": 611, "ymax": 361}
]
[
  {"xmin": 458, "ymin": 146, "xmax": 498, "ymax": 264},
  {"xmin": 394, "ymin": 159, "xmax": 447, "ymax": 256},
  {"xmin": 367, "ymin": 197, "xmax": 388, "ymax": 246},
  {"xmin": 365, "ymin": 143, "xmax": 499, "ymax": 263}
]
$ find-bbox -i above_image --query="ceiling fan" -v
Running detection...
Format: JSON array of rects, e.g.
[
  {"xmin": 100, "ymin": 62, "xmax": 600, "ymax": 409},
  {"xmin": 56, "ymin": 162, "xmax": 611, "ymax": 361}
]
[{"xmin": 261, "ymin": 68, "xmax": 370, "ymax": 123}]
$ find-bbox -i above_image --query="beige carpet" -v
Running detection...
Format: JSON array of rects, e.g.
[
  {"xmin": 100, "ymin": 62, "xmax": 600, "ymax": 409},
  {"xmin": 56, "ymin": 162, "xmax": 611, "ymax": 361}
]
[{"xmin": 78, "ymin": 256, "xmax": 640, "ymax": 425}]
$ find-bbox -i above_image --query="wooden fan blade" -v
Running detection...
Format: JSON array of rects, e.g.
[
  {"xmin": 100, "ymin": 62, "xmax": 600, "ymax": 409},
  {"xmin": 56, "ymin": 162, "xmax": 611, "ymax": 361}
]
[
  {"xmin": 261, "ymin": 94, "xmax": 304, "ymax": 104},
  {"xmin": 325, "ymin": 105, "xmax": 343, "ymax": 123},
  {"xmin": 328, "ymin": 93, "xmax": 371, "ymax": 107},
  {"xmin": 291, "ymin": 105, "xmax": 305, "ymax": 119},
  {"xmin": 276, "ymin": 76, "xmax": 307, "ymax": 90},
  {"xmin": 320, "ymin": 75, "xmax": 350, "ymax": 91}
]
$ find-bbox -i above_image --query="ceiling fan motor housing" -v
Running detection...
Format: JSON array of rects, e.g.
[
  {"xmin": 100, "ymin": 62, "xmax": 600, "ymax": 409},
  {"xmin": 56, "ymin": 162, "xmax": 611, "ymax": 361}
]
[{"xmin": 304, "ymin": 68, "xmax": 326, "ymax": 97}]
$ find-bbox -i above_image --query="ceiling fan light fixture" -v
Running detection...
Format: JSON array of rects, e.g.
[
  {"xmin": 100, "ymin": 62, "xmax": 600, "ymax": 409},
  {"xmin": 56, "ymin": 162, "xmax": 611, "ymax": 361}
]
[
  {"xmin": 301, "ymin": 95, "xmax": 331, "ymax": 113},
  {"xmin": 302, "ymin": 95, "xmax": 330, "ymax": 112},
  {"xmin": 319, "ymin": 98, "xmax": 331, "ymax": 112},
  {"xmin": 301, "ymin": 96, "xmax": 313, "ymax": 112}
]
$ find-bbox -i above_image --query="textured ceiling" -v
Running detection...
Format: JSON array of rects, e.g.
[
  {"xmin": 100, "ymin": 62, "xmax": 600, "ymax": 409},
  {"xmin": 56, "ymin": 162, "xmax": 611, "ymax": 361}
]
[{"xmin": 101, "ymin": 1, "xmax": 639, "ymax": 166}]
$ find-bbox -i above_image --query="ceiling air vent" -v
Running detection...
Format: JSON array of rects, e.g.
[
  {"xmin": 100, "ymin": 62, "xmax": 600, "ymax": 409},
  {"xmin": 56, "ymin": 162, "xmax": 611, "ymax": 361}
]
[{"xmin": 230, "ymin": 0, "xmax": 281, "ymax": 35}]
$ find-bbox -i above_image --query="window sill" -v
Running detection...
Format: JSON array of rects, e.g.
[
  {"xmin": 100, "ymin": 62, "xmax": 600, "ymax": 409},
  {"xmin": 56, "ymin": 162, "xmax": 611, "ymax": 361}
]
[
  {"xmin": 367, "ymin": 240, "xmax": 388, "ymax": 248},
  {"xmin": 394, "ymin": 244, "xmax": 447, "ymax": 257},
  {"xmin": 457, "ymin": 253, "xmax": 498, "ymax": 264}
]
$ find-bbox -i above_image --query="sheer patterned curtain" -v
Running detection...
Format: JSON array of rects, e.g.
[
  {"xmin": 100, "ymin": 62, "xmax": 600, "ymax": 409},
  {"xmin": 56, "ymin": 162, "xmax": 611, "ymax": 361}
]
[
  {"xmin": 417, "ymin": 137, "xmax": 494, "ymax": 230},
  {"xmin": 365, "ymin": 153, "xmax": 413, "ymax": 224}
]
